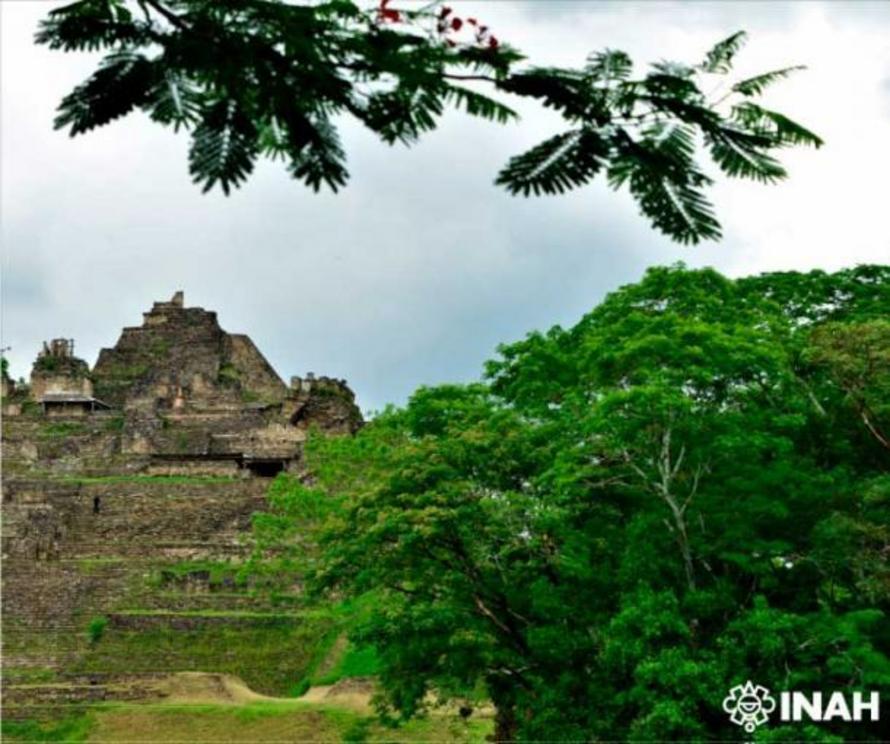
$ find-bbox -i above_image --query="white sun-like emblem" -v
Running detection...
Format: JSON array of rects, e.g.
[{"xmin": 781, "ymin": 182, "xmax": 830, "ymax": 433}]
[{"xmin": 722, "ymin": 680, "xmax": 776, "ymax": 733}]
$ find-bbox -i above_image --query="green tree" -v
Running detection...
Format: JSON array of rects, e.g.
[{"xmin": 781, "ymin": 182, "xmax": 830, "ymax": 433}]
[
  {"xmin": 38, "ymin": 1, "xmax": 821, "ymax": 244},
  {"xmin": 261, "ymin": 265, "xmax": 889, "ymax": 741},
  {"xmin": 807, "ymin": 320, "xmax": 890, "ymax": 452}
]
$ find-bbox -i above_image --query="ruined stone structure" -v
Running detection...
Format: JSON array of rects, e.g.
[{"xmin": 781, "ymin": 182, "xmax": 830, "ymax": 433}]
[
  {"xmin": 1, "ymin": 294, "xmax": 361, "ymax": 717},
  {"xmin": 29, "ymin": 338, "xmax": 110, "ymax": 416}
]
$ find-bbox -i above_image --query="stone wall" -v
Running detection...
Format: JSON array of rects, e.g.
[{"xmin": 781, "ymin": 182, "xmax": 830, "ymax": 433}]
[
  {"xmin": 0, "ymin": 468, "xmax": 325, "ymax": 703},
  {"xmin": 225, "ymin": 334, "xmax": 287, "ymax": 402},
  {"xmin": 1, "ymin": 294, "xmax": 360, "ymax": 712},
  {"xmin": 2, "ymin": 479, "xmax": 268, "ymax": 564},
  {"xmin": 30, "ymin": 374, "xmax": 94, "ymax": 401}
]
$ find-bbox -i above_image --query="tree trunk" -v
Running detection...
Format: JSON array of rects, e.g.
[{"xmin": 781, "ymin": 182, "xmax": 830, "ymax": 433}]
[
  {"xmin": 668, "ymin": 500, "xmax": 696, "ymax": 591},
  {"xmin": 493, "ymin": 702, "xmax": 519, "ymax": 743}
]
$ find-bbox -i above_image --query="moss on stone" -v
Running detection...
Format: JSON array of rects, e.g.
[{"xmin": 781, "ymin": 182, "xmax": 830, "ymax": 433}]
[
  {"xmin": 217, "ymin": 363, "xmax": 241, "ymax": 387},
  {"xmin": 103, "ymin": 415, "xmax": 125, "ymax": 432},
  {"xmin": 38, "ymin": 421, "xmax": 88, "ymax": 439}
]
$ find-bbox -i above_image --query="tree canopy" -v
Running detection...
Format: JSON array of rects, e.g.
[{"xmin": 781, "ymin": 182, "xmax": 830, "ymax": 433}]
[
  {"xmin": 38, "ymin": 0, "xmax": 822, "ymax": 243},
  {"xmin": 254, "ymin": 264, "xmax": 890, "ymax": 741}
]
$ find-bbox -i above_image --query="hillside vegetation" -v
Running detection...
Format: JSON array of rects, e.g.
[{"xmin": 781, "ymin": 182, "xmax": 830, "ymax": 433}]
[
  {"xmin": 255, "ymin": 265, "xmax": 890, "ymax": 741},
  {"xmin": 3, "ymin": 264, "xmax": 887, "ymax": 742}
]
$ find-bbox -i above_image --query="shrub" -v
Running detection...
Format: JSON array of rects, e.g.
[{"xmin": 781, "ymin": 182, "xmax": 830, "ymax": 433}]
[
  {"xmin": 87, "ymin": 616, "xmax": 108, "ymax": 645},
  {"xmin": 33, "ymin": 355, "xmax": 60, "ymax": 373},
  {"xmin": 218, "ymin": 363, "xmax": 241, "ymax": 386}
]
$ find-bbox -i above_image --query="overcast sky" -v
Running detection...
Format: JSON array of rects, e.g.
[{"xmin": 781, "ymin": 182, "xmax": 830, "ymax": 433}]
[{"xmin": 2, "ymin": 1, "xmax": 889, "ymax": 413}]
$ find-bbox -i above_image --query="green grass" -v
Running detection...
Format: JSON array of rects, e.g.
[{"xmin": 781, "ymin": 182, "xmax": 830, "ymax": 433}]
[
  {"xmin": 1, "ymin": 714, "xmax": 94, "ymax": 743},
  {"xmin": 38, "ymin": 421, "xmax": 88, "ymax": 439},
  {"xmin": 71, "ymin": 614, "xmax": 334, "ymax": 695},
  {"xmin": 2, "ymin": 623, "xmax": 83, "ymax": 661},
  {"xmin": 101, "ymin": 363, "xmax": 149, "ymax": 381},
  {"xmin": 19, "ymin": 700, "xmax": 493, "ymax": 743},
  {"xmin": 266, "ymin": 591, "xmax": 304, "ymax": 608},
  {"xmin": 0, "ymin": 667, "xmax": 59, "ymax": 684},
  {"xmin": 151, "ymin": 558, "xmax": 247, "ymax": 588}
]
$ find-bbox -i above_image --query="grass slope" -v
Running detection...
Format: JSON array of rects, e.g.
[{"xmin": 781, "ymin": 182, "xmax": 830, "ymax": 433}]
[{"xmin": 3, "ymin": 700, "xmax": 491, "ymax": 743}]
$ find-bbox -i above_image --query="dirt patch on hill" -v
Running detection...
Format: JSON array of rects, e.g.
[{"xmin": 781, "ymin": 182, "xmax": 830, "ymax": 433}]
[
  {"xmin": 157, "ymin": 672, "xmax": 277, "ymax": 704},
  {"xmin": 299, "ymin": 675, "xmax": 376, "ymax": 712}
]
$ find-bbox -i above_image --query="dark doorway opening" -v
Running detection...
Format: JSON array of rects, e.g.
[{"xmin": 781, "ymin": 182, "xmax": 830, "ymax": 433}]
[
  {"xmin": 93, "ymin": 496, "xmax": 101, "ymax": 514},
  {"xmin": 245, "ymin": 460, "xmax": 286, "ymax": 478}
]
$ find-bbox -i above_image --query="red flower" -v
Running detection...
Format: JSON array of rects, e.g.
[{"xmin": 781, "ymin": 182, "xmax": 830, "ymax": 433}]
[
  {"xmin": 467, "ymin": 17, "xmax": 477, "ymax": 25},
  {"xmin": 377, "ymin": 0, "xmax": 400, "ymax": 22},
  {"xmin": 451, "ymin": 17, "xmax": 463, "ymax": 31},
  {"xmin": 488, "ymin": 35, "xmax": 499, "ymax": 49}
]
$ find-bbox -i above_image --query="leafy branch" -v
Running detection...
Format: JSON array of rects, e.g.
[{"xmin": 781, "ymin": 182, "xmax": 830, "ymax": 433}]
[{"xmin": 37, "ymin": 0, "xmax": 822, "ymax": 243}]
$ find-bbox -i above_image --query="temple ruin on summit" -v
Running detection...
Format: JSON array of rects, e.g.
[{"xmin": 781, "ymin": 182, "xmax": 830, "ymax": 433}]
[{"xmin": 2, "ymin": 291, "xmax": 362, "ymax": 477}]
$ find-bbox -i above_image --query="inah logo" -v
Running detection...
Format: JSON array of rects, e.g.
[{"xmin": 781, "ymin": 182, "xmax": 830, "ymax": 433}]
[
  {"xmin": 722, "ymin": 680, "xmax": 776, "ymax": 733},
  {"xmin": 721, "ymin": 682, "xmax": 880, "ymax": 733}
]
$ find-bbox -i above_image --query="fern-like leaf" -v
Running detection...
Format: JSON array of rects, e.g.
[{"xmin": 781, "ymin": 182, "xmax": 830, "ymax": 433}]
[
  {"xmin": 288, "ymin": 117, "xmax": 349, "ymax": 193},
  {"xmin": 258, "ymin": 117, "xmax": 290, "ymax": 161},
  {"xmin": 444, "ymin": 86, "xmax": 518, "ymax": 125},
  {"xmin": 732, "ymin": 103, "xmax": 824, "ymax": 148},
  {"xmin": 706, "ymin": 126, "xmax": 787, "ymax": 182},
  {"xmin": 585, "ymin": 50, "xmax": 633, "ymax": 83},
  {"xmin": 497, "ymin": 129, "xmax": 608, "ymax": 196},
  {"xmin": 732, "ymin": 65, "xmax": 806, "ymax": 96},
  {"xmin": 365, "ymin": 86, "xmax": 445, "ymax": 145},
  {"xmin": 650, "ymin": 61, "xmax": 695, "ymax": 79},
  {"xmin": 148, "ymin": 70, "xmax": 202, "ymax": 132},
  {"xmin": 609, "ymin": 126, "xmax": 721, "ymax": 244},
  {"xmin": 54, "ymin": 51, "xmax": 155, "ymax": 135},
  {"xmin": 498, "ymin": 69, "xmax": 589, "ymax": 121},
  {"xmin": 643, "ymin": 72, "xmax": 702, "ymax": 103},
  {"xmin": 188, "ymin": 100, "xmax": 258, "ymax": 194},
  {"xmin": 701, "ymin": 31, "xmax": 747, "ymax": 74},
  {"xmin": 35, "ymin": 0, "xmax": 143, "ymax": 52}
]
